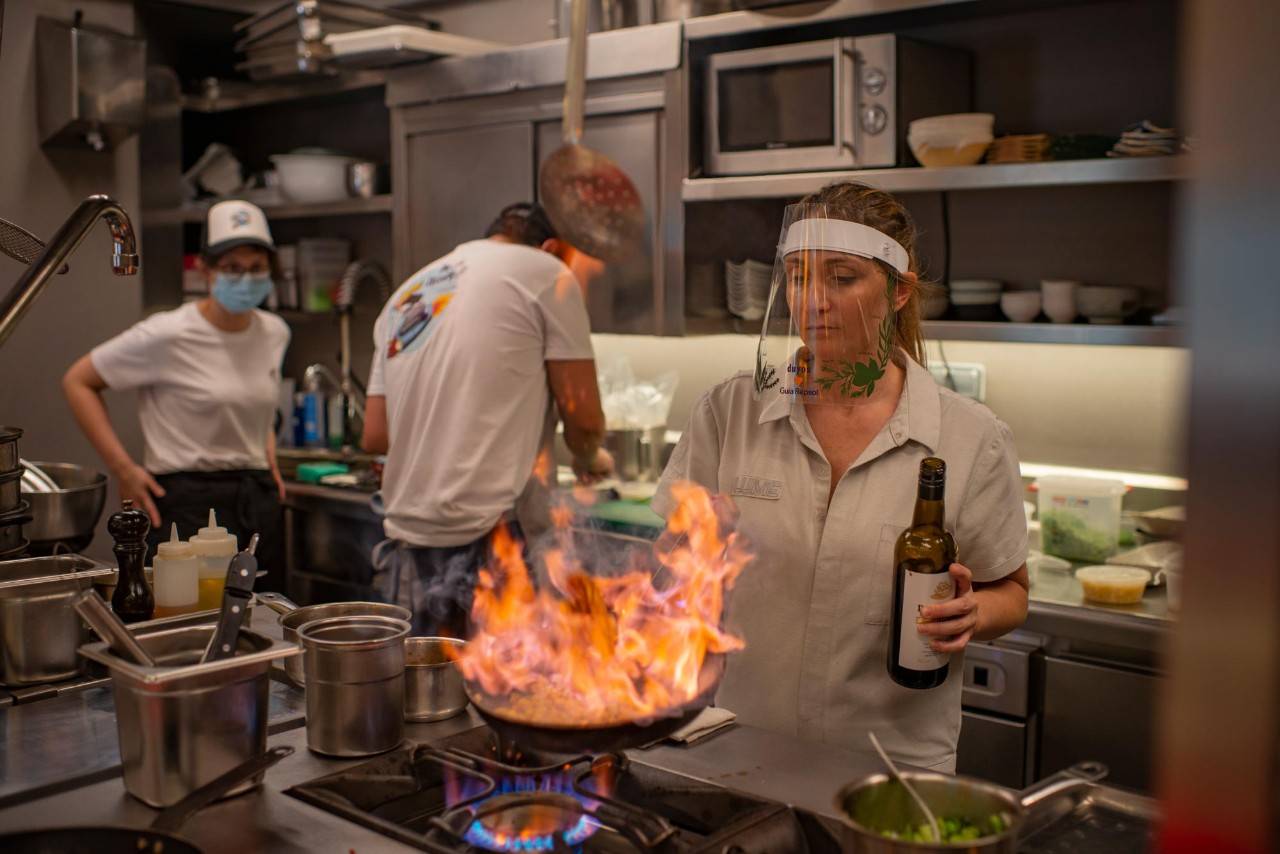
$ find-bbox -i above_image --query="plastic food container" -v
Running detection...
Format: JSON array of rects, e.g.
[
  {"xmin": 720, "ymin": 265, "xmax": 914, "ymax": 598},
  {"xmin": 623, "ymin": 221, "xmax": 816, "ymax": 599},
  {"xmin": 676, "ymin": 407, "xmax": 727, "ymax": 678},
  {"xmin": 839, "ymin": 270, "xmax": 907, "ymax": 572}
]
[
  {"xmin": 1036, "ymin": 476, "xmax": 1126, "ymax": 562},
  {"xmin": 1076, "ymin": 565, "xmax": 1151, "ymax": 605}
]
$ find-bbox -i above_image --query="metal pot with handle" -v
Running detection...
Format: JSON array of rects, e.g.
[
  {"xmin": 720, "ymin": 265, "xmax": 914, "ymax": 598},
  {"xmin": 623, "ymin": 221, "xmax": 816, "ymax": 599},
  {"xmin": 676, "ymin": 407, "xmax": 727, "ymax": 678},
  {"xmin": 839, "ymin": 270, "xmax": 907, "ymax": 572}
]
[
  {"xmin": 834, "ymin": 761, "xmax": 1108, "ymax": 852},
  {"xmin": 256, "ymin": 592, "xmax": 410, "ymax": 686}
]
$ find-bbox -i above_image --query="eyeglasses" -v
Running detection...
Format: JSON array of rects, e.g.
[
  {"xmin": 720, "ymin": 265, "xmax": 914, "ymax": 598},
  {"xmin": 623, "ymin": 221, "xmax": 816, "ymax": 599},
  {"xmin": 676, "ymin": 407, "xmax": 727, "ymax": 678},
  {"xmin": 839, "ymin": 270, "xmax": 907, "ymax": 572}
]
[{"xmin": 215, "ymin": 263, "xmax": 271, "ymax": 277}]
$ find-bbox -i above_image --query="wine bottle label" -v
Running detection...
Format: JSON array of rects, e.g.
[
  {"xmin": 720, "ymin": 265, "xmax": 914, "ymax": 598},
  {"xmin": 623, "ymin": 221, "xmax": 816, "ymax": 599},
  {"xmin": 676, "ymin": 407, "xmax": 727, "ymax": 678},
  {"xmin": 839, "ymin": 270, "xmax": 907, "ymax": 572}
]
[{"xmin": 897, "ymin": 568, "xmax": 955, "ymax": 672}]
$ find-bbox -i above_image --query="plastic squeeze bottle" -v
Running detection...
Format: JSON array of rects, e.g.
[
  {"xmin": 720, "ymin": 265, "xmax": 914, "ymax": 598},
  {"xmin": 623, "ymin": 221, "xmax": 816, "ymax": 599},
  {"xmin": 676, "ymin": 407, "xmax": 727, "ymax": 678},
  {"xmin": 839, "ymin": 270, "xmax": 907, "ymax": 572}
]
[
  {"xmin": 152, "ymin": 523, "xmax": 200, "ymax": 618},
  {"xmin": 189, "ymin": 510, "xmax": 238, "ymax": 611}
]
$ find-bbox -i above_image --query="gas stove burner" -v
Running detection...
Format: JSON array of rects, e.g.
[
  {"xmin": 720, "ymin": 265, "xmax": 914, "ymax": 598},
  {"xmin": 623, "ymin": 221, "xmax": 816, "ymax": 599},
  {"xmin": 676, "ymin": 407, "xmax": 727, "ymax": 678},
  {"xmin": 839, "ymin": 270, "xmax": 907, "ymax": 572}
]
[{"xmin": 465, "ymin": 792, "xmax": 598, "ymax": 851}]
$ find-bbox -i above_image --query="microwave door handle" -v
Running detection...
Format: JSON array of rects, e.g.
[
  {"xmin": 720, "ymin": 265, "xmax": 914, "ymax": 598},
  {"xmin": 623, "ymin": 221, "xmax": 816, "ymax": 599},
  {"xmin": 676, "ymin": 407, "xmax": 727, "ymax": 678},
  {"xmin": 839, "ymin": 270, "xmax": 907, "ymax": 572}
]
[{"xmin": 839, "ymin": 46, "xmax": 859, "ymax": 161}]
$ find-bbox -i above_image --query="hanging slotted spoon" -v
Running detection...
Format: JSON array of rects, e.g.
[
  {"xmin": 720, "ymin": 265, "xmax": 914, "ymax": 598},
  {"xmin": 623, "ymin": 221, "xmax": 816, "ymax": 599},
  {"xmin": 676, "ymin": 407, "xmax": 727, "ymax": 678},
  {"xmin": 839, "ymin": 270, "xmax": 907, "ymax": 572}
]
[
  {"xmin": 0, "ymin": 218, "xmax": 69, "ymax": 274},
  {"xmin": 868, "ymin": 730, "xmax": 942, "ymax": 842},
  {"xmin": 538, "ymin": 0, "xmax": 645, "ymax": 262}
]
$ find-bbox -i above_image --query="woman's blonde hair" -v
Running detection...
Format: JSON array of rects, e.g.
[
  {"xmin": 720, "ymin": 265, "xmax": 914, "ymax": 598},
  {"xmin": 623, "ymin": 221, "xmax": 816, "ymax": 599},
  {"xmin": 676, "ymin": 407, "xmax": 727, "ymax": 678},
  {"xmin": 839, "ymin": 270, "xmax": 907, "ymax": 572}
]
[{"xmin": 798, "ymin": 181, "xmax": 929, "ymax": 365}]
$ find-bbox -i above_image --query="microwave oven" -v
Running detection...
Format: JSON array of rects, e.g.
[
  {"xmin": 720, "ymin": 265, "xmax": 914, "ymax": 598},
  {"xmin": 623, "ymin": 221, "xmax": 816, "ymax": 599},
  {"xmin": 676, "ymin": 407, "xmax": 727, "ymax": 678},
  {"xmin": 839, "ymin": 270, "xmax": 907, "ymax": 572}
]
[{"xmin": 704, "ymin": 34, "xmax": 972, "ymax": 175}]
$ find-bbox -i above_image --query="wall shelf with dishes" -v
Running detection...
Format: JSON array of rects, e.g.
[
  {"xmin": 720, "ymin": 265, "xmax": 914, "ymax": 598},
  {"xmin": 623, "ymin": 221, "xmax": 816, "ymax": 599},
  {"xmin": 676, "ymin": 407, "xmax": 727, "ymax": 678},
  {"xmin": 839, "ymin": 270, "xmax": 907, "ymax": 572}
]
[
  {"xmin": 681, "ymin": 155, "xmax": 1190, "ymax": 202},
  {"xmin": 142, "ymin": 194, "xmax": 392, "ymax": 226}
]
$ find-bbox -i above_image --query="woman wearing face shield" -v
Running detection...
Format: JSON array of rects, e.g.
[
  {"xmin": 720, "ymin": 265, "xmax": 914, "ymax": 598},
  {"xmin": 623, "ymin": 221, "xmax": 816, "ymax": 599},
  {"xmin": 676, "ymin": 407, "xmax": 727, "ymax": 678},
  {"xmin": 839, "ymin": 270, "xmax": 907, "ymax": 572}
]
[
  {"xmin": 62, "ymin": 201, "xmax": 290, "ymax": 582},
  {"xmin": 654, "ymin": 182, "xmax": 1029, "ymax": 773}
]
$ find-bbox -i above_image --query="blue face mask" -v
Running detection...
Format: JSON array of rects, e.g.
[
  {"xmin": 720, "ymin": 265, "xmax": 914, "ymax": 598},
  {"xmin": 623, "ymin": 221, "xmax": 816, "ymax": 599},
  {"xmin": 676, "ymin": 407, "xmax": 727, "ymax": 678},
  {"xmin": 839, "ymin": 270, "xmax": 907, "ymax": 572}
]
[{"xmin": 211, "ymin": 272, "xmax": 274, "ymax": 314}]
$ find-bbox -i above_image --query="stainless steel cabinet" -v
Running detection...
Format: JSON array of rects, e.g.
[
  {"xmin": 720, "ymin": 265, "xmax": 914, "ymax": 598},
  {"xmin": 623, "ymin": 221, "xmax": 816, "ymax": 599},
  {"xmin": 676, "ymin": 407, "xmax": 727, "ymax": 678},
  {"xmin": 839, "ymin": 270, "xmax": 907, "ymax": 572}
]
[
  {"xmin": 403, "ymin": 121, "xmax": 536, "ymax": 275},
  {"xmin": 1040, "ymin": 655, "xmax": 1160, "ymax": 792},
  {"xmin": 536, "ymin": 111, "xmax": 663, "ymax": 333},
  {"xmin": 958, "ymin": 710, "xmax": 1032, "ymax": 789}
]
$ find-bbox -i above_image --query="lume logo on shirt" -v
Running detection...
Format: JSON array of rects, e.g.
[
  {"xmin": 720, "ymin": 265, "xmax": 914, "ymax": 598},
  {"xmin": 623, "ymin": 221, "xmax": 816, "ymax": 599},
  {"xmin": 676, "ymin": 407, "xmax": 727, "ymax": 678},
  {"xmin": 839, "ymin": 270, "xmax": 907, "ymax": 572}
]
[{"xmin": 731, "ymin": 476, "xmax": 783, "ymax": 500}]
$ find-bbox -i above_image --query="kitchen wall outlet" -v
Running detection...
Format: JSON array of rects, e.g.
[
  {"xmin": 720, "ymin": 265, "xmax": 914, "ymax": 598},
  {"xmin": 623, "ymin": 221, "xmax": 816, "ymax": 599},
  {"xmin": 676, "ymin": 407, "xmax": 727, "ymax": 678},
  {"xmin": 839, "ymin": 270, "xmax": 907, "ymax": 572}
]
[{"xmin": 929, "ymin": 361, "xmax": 987, "ymax": 402}]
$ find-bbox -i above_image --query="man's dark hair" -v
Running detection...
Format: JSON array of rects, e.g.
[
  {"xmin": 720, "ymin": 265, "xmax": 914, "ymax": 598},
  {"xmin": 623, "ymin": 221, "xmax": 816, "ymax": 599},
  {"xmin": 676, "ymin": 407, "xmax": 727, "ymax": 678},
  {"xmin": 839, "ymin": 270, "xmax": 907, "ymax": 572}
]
[{"xmin": 484, "ymin": 202, "xmax": 559, "ymax": 247}]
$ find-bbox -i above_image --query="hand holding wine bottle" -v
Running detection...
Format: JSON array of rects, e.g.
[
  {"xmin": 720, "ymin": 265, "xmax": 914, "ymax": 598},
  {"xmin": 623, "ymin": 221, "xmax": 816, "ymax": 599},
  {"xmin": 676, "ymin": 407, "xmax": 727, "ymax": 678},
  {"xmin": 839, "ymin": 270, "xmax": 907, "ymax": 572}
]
[{"xmin": 914, "ymin": 562, "xmax": 980, "ymax": 654}]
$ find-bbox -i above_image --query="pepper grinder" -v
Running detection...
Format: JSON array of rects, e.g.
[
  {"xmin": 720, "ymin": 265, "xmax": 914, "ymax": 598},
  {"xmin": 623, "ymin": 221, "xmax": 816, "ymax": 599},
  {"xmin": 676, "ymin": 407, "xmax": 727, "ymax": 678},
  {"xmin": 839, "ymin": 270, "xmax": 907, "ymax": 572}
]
[{"xmin": 109, "ymin": 499, "xmax": 154, "ymax": 623}]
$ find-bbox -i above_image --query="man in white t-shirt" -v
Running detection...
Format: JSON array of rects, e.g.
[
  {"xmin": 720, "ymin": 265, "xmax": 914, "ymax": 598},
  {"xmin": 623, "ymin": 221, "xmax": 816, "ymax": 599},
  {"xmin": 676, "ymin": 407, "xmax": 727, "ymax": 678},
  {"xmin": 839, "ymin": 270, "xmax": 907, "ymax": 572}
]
[{"xmin": 361, "ymin": 202, "xmax": 610, "ymax": 635}]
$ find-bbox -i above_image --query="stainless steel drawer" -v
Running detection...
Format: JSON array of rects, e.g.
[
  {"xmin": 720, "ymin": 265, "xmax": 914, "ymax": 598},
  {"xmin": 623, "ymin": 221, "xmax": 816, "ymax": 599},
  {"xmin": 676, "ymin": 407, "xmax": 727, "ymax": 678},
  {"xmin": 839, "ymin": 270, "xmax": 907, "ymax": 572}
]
[
  {"xmin": 958, "ymin": 709, "xmax": 1031, "ymax": 789},
  {"xmin": 1040, "ymin": 655, "xmax": 1160, "ymax": 792}
]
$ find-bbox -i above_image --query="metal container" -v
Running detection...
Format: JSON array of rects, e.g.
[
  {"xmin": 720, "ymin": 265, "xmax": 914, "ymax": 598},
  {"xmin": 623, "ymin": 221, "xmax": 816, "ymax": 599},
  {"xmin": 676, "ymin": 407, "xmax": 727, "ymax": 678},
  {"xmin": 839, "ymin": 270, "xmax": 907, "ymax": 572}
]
[
  {"xmin": 0, "ymin": 500, "xmax": 30, "ymax": 552},
  {"xmin": 0, "ymin": 554, "xmax": 114, "ymax": 685},
  {"xmin": 346, "ymin": 161, "xmax": 387, "ymax": 198},
  {"xmin": 36, "ymin": 16, "xmax": 146, "ymax": 151},
  {"xmin": 0, "ymin": 427, "xmax": 21, "ymax": 471},
  {"xmin": 0, "ymin": 468, "xmax": 22, "ymax": 514},
  {"xmin": 603, "ymin": 426, "xmax": 667, "ymax": 482},
  {"xmin": 258, "ymin": 592, "xmax": 410, "ymax": 686},
  {"xmin": 834, "ymin": 762, "xmax": 1108, "ymax": 853},
  {"xmin": 654, "ymin": 0, "xmax": 733, "ymax": 20},
  {"xmin": 404, "ymin": 636, "xmax": 468, "ymax": 722},
  {"xmin": 298, "ymin": 614, "xmax": 410, "ymax": 757},
  {"xmin": 556, "ymin": 0, "xmax": 655, "ymax": 36},
  {"xmin": 21, "ymin": 461, "xmax": 108, "ymax": 552},
  {"xmin": 79, "ymin": 623, "xmax": 300, "ymax": 807}
]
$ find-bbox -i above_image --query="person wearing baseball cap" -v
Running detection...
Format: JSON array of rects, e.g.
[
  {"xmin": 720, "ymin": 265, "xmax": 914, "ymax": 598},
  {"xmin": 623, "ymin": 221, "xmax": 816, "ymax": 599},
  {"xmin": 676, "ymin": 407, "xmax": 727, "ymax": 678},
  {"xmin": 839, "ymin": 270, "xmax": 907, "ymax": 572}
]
[{"xmin": 62, "ymin": 200, "xmax": 291, "ymax": 584}]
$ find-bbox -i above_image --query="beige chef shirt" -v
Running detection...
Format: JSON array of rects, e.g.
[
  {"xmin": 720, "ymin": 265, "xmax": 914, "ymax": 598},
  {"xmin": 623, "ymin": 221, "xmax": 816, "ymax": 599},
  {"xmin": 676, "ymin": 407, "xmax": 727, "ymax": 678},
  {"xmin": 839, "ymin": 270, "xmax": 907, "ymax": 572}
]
[{"xmin": 652, "ymin": 353, "xmax": 1028, "ymax": 771}]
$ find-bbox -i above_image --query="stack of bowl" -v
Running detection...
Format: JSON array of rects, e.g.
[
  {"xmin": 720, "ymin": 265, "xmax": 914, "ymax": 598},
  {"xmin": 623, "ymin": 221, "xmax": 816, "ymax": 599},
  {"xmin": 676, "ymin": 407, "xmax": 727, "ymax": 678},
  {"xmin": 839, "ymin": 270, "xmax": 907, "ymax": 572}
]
[
  {"xmin": 949, "ymin": 280, "xmax": 1004, "ymax": 321},
  {"xmin": 0, "ymin": 427, "xmax": 31, "ymax": 560}
]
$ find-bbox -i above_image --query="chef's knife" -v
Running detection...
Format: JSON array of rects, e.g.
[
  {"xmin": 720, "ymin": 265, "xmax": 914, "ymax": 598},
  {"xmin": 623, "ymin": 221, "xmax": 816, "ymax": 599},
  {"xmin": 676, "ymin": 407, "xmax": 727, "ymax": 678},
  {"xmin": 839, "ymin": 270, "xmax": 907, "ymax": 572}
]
[{"xmin": 201, "ymin": 534, "xmax": 259, "ymax": 663}]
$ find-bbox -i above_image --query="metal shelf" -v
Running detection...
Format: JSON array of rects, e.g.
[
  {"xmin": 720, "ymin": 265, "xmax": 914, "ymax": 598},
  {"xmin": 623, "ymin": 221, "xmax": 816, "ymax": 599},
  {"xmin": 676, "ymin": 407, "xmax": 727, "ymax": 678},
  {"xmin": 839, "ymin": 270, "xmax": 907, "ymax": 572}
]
[
  {"xmin": 922, "ymin": 321, "xmax": 1183, "ymax": 347},
  {"xmin": 682, "ymin": 156, "xmax": 1190, "ymax": 201},
  {"xmin": 683, "ymin": 316, "xmax": 1183, "ymax": 346},
  {"xmin": 179, "ymin": 71, "xmax": 386, "ymax": 113},
  {"xmin": 142, "ymin": 195, "xmax": 393, "ymax": 226}
]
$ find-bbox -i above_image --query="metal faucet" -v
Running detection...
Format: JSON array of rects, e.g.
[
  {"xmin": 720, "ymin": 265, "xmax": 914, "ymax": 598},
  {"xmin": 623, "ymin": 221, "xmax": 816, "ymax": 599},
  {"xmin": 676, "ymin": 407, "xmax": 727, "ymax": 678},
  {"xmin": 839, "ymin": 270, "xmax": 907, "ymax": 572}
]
[
  {"xmin": 0, "ymin": 195, "xmax": 138, "ymax": 348},
  {"xmin": 332, "ymin": 260, "xmax": 391, "ymax": 446}
]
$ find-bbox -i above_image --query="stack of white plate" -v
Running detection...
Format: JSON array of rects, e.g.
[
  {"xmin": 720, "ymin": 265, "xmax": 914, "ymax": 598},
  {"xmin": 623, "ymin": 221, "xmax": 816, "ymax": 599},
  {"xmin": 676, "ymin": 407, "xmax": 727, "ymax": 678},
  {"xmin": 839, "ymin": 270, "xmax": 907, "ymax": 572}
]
[
  {"xmin": 949, "ymin": 279, "xmax": 1003, "ymax": 320},
  {"xmin": 725, "ymin": 259, "xmax": 771, "ymax": 321}
]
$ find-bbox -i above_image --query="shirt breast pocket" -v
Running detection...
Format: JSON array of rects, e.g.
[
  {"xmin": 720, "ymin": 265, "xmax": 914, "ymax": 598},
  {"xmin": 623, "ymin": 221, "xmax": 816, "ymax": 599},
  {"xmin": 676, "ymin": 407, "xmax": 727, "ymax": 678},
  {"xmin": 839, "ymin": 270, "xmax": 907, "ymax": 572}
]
[{"xmin": 863, "ymin": 522, "xmax": 907, "ymax": 625}]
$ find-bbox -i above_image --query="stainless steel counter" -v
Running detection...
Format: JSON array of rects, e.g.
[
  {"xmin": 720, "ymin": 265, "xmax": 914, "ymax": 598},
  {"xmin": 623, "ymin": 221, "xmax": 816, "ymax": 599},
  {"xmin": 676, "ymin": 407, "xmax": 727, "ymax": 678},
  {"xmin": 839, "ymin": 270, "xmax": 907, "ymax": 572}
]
[
  {"xmin": 1027, "ymin": 567, "xmax": 1171, "ymax": 659},
  {"xmin": 0, "ymin": 712, "xmax": 882, "ymax": 850},
  {"xmin": 0, "ymin": 606, "xmax": 306, "ymax": 809}
]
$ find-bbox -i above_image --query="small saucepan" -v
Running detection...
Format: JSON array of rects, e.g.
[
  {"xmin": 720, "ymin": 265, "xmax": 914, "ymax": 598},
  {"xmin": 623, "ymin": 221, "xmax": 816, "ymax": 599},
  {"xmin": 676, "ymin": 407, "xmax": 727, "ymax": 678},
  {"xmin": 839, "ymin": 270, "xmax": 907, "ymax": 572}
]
[
  {"xmin": 256, "ymin": 592, "xmax": 410, "ymax": 686},
  {"xmin": 404, "ymin": 636, "xmax": 469, "ymax": 722},
  {"xmin": 0, "ymin": 745, "xmax": 293, "ymax": 854},
  {"xmin": 833, "ymin": 761, "xmax": 1107, "ymax": 853}
]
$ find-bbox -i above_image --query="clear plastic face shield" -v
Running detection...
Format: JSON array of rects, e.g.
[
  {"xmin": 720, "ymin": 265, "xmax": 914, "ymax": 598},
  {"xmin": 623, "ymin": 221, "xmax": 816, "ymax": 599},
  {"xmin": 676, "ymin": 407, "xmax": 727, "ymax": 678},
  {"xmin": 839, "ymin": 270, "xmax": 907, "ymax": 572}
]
[{"xmin": 754, "ymin": 203, "xmax": 909, "ymax": 405}]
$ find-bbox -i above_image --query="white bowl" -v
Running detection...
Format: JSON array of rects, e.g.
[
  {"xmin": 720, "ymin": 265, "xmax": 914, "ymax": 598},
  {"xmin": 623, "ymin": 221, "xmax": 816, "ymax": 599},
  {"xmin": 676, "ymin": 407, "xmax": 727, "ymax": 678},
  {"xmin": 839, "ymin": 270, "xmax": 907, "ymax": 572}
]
[
  {"xmin": 1000, "ymin": 291, "xmax": 1042, "ymax": 322},
  {"xmin": 1041, "ymin": 280, "xmax": 1079, "ymax": 323},
  {"xmin": 909, "ymin": 113, "xmax": 995, "ymax": 134},
  {"xmin": 270, "ymin": 153, "xmax": 358, "ymax": 203},
  {"xmin": 950, "ymin": 279, "xmax": 1003, "ymax": 294},
  {"xmin": 1077, "ymin": 285, "xmax": 1140, "ymax": 322}
]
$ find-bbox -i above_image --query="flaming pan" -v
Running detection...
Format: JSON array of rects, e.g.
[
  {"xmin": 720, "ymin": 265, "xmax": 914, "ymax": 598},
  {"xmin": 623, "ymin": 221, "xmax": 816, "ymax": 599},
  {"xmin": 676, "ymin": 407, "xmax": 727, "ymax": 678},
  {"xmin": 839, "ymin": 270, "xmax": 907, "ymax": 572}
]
[{"xmin": 464, "ymin": 653, "xmax": 726, "ymax": 754}]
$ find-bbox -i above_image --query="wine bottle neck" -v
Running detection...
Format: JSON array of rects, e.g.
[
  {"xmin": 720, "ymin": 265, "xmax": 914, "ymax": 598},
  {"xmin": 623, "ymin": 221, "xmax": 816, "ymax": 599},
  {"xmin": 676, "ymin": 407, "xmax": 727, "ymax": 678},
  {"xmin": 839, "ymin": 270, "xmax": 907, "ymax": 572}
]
[{"xmin": 913, "ymin": 490, "xmax": 945, "ymax": 528}]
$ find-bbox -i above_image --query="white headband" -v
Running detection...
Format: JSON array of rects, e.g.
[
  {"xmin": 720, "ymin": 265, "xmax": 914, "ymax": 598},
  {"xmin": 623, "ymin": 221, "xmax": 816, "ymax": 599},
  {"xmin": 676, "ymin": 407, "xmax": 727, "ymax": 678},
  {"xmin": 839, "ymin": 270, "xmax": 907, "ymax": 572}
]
[{"xmin": 781, "ymin": 219, "xmax": 909, "ymax": 275}]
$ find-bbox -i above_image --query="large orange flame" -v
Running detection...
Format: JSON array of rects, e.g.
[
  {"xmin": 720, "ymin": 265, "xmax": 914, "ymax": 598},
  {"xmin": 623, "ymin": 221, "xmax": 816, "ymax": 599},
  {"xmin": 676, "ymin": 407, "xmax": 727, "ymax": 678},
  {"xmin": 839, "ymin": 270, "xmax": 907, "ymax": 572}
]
[{"xmin": 455, "ymin": 482, "xmax": 749, "ymax": 727}]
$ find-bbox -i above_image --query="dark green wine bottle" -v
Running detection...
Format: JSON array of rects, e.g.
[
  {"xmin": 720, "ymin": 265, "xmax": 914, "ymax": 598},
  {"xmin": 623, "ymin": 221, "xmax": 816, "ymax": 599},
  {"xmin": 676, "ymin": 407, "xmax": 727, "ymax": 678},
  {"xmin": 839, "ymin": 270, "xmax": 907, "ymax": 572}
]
[{"xmin": 888, "ymin": 457, "xmax": 957, "ymax": 690}]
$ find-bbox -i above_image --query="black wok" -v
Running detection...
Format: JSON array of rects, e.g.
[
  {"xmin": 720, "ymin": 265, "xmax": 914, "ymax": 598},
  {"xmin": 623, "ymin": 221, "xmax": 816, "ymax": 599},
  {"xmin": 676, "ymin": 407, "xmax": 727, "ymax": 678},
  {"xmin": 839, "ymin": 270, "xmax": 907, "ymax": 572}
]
[
  {"xmin": 0, "ymin": 745, "xmax": 293, "ymax": 854},
  {"xmin": 466, "ymin": 654, "xmax": 726, "ymax": 754}
]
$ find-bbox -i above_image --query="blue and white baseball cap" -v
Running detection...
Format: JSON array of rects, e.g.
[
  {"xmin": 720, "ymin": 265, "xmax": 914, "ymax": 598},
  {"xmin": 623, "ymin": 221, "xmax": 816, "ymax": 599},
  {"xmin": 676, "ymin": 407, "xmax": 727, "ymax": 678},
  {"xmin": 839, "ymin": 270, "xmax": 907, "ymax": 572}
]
[{"xmin": 202, "ymin": 200, "xmax": 275, "ymax": 257}]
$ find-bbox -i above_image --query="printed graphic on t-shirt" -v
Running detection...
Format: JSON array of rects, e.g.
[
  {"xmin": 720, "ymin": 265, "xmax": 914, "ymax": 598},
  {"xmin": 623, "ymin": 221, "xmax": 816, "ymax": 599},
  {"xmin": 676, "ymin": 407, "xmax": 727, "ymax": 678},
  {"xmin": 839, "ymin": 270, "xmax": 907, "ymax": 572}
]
[{"xmin": 386, "ymin": 261, "xmax": 463, "ymax": 358}]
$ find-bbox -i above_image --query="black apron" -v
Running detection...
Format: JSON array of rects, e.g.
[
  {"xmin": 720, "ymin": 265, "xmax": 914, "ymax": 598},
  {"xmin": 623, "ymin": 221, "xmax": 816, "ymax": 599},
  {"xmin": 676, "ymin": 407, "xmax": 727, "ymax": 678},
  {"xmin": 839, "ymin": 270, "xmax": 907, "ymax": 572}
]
[
  {"xmin": 370, "ymin": 521, "xmax": 525, "ymax": 638},
  {"xmin": 148, "ymin": 470, "xmax": 285, "ymax": 593}
]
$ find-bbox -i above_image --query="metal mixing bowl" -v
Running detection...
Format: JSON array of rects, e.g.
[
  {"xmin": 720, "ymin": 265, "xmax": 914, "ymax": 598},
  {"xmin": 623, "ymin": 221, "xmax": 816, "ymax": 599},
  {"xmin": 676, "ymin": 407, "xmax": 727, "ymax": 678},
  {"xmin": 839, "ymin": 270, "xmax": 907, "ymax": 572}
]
[{"xmin": 21, "ymin": 462, "xmax": 108, "ymax": 552}]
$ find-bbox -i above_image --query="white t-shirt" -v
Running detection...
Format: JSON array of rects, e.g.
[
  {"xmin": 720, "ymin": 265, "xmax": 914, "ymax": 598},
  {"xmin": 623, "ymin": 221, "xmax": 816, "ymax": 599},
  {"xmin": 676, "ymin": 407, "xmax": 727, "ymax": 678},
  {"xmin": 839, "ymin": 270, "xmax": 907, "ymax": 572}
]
[
  {"xmin": 368, "ymin": 239, "xmax": 594, "ymax": 547},
  {"xmin": 91, "ymin": 302, "xmax": 290, "ymax": 475}
]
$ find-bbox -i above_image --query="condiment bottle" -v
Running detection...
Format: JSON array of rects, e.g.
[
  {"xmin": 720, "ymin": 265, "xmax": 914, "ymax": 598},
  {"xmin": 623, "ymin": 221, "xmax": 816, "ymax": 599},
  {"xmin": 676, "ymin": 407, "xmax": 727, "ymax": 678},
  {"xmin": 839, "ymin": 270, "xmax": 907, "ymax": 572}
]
[
  {"xmin": 189, "ymin": 510, "xmax": 237, "ymax": 611},
  {"xmin": 109, "ymin": 499, "xmax": 153, "ymax": 623},
  {"xmin": 153, "ymin": 523, "xmax": 199, "ymax": 618}
]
